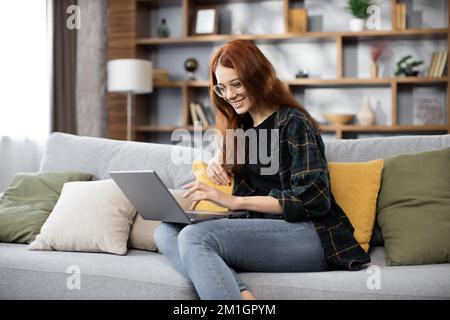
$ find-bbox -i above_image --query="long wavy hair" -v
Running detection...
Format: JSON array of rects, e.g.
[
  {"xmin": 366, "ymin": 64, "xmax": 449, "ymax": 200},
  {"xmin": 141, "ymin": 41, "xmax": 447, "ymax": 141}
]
[{"xmin": 209, "ymin": 40, "xmax": 320, "ymax": 175}]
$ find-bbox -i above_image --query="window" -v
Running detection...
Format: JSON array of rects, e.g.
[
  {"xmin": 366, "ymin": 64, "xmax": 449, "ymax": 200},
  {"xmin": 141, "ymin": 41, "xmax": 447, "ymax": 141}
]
[{"xmin": 0, "ymin": 0, "xmax": 50, "ymax": 137}]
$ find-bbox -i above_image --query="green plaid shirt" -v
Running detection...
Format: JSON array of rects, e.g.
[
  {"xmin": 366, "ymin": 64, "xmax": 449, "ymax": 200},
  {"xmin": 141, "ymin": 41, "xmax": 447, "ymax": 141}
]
[{"xmin": 232, "ymin": 106, "xmax": 370, "ymax": 270}]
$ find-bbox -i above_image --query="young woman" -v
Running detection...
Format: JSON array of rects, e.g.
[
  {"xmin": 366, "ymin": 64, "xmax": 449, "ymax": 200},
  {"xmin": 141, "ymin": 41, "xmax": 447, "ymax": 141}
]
[{"xmin": 154, "ymin": 40, "xmax": 370, "ymax": 300}]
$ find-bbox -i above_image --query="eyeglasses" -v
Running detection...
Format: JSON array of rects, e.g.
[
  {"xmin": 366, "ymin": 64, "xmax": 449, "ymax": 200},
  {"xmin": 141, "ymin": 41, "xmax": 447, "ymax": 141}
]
[{"xmin": 213, "ymin": 80, "xmax": 245, "ymax": 98}]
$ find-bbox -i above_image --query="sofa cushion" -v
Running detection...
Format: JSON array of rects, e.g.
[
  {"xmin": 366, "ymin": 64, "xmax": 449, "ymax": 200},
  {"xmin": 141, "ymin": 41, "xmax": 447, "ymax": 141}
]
[
  {"xmin": 328, "ymin": 160, "xmax": 383, "ymax": 252},
  {"xmin": 0, "ymin": 243, "xmax": 195, "ymax": 299},
  {"xmin": 240, "ymin": 247, "xmax": 450, "ymax": 299},
  {"xmin": 0, "ymin": 171, "xmax": 91, "ymax": 244},
  {"xmin": 39, "ymin": 132, "xmax": 211, "ymax": 189},
  {"xmin": 377, "ymin": 147, "xmax": 450, "ymax": 266},
  {"xmin": 324, "ymin": 135, "xmax": 450, "ymax": 162},
  {"xmin": 28, "ymin": 180, "xmax": 136, "ymax": 255},
  {"xmin": 128, "ymin": 189, "xmax": 195, "ymax": 252},
  {"xmin": 1, "ymin": 243, "xmax": 449, "ymax": 299}
]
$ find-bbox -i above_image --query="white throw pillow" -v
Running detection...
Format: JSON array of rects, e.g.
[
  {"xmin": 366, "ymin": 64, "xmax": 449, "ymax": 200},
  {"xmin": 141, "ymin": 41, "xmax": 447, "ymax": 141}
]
[
  {"xmin": 28, "ymin": 179, "xmax": 136, "ymax": 255},
  {"xmin": 128, "ymin": 188, "xmax": 194, "ymax": 252}
]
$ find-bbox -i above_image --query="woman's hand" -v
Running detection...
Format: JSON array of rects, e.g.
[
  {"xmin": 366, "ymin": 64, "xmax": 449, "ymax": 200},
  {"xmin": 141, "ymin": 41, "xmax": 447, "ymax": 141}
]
[
  {"xmin": 182, "ymin": 180, "xmax": 238, "ymax": 211},
  {"xmin": 206, "ymin": 159, "xmax": 230, "ymax": 186}
]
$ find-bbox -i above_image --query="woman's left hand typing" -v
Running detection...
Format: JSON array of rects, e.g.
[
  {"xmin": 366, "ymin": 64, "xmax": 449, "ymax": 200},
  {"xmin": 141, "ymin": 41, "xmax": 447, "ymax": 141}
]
[{"xmin": 182, "ymin": 180, "xmax": 238, "ymax": 211}]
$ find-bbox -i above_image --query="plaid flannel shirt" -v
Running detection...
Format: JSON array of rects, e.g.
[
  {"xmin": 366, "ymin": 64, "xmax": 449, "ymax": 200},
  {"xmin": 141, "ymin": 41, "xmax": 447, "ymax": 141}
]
[{"xmin": 232, "ymin": 105, "xmax": 370, "ymax": 270}]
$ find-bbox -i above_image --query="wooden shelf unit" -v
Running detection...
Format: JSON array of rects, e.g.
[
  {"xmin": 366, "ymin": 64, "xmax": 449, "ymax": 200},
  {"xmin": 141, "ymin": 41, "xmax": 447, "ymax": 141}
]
[{"xmin": 107, "ymin": 0, "xmax": 450, "ymax": 141}]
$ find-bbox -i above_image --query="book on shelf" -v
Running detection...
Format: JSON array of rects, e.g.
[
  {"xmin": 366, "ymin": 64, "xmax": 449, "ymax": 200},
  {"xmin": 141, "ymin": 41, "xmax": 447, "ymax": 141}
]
[
  {"xmin": 202, "ymin": 104, "xmax": 216, "ymax": 126},
  {"xmin": 289, "ymin": 8, "xmax": 308, "ymax": 33},
  {"xmin": 189, "ymin": 102, "xmax": 199, "ymax": 124},
  {"xmin": 195, "ymin": 103, "xmax": 209, "ymax": 126},
  {"xmin": 189, "ymin": 102, "xmax": 216, "ymax": 126},
  {"xmin": 153, "ymin": 68, "xmax": 170, "ymax": 83},
  {"xmin": 395, "ymin": 4, "xmax": 406, "ymax": 30},
  {"xmin": 428, "ymin": 52, "xmax": 438, "ymax": 77},
  {"xmin": 436, "ymin": 52, "xmax": 448, "ymax": 77},
  {"xmin": 428, "ymin": 51, "xmax": 448, "ymax": 77}
]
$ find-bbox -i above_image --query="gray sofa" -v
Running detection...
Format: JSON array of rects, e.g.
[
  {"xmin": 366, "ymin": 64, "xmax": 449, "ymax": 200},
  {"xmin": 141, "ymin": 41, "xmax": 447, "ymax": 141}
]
[{"xmin": 1, "ymin": 132, "xmax": 450, "ymax": 299}]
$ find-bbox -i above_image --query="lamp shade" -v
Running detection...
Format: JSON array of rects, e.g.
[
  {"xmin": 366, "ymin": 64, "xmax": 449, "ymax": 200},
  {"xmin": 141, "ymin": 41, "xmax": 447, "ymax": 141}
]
[{"xmin": 107, "ymin": 59, "xmax": 153, "ymax": 94}]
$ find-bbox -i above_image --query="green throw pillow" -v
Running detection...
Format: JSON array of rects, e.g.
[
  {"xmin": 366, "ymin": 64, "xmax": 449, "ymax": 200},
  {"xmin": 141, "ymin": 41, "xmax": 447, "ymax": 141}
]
[
  {"xmin": 377, "ymin": 147, "xmax": 450, "ymax": 266},
  {"xmin": 0, "ymin": 171, "xmax": 91, "ymax": 243}
]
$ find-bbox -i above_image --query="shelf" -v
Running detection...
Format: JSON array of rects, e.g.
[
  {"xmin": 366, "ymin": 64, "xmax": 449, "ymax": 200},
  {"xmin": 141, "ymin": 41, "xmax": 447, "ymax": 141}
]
[
  {"xmin": 320, "ymin": 125, "xmax": 449, "ymax": 132},
  {"xmin": 136, "ymin": 0, "xmax": 181, "ymax": 8},
  {"xmin": 136, "ymin": 29, "xmax": 449, "ymax": 46},
  {"xmin": 154, "ymin": 80, "xmax": 209, "ymax": 88},
  {"xmin": 395, "ymin": 77, "xmax": 449, "ymax": 84},
  {"xmin": 153, "ymin": 78, "xmax": 448, "ymax": 89},
  {"xmin": 340, "ymin": 28, "xmax": 448, "ymax": 40},
  {"xmin": 288, "ymin": 77, "xmax": 448, "ymax": 87},
  {"xmin": 136, "ymin": 125, "xmax": 215, "ymax": 132},
  {"xmin": 136, "ymin": 0, "xmax": 276, "ymax": 5},
  {"xmin": 135, "ymin": 125, "xmax": 181, "ymax": 132},
  {"xmin": 136, "ymin": 33, "xmax": 336, "ymax": 45},
  {"xmin": 153, "ymin": 80, "xmax": 185, "ymax": 88}
]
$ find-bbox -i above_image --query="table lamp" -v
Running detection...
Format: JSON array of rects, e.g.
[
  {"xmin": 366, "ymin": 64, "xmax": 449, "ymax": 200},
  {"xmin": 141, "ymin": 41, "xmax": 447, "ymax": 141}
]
[{"xmin": 107, "ymin": 59, "xmax": 153, "ymax": 140}]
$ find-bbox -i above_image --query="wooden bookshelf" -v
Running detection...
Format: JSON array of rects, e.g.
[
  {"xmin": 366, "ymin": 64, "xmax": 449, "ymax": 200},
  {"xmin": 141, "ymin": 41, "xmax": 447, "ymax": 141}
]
[{"xmin": 108, "ymin": 0, "xmax": 450, "ymax": 141}]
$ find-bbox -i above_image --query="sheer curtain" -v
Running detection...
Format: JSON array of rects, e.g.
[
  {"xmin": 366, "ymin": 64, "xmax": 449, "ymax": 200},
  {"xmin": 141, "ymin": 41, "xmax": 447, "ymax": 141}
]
[{"xmin": 0, "ymin": 0, "xmax": 52, "ymax": 193}]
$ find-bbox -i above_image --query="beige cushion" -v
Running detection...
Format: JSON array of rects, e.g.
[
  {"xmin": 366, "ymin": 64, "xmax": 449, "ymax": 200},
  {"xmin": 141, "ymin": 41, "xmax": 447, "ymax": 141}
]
[
  {"xmin": 128, "ymin": 189, "xmax": 194, "ymax": 252},
  {"xmin": 28, "ymin": 179, "xmax": 136, "ymax": 255}
]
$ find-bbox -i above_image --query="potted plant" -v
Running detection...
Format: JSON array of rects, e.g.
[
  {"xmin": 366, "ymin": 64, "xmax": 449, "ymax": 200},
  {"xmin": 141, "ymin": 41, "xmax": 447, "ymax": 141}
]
[
  {"xmin": 345, "ymin": 0, "xmax": 373, "ymax": 32},
  {"xmin": 394, "ymin": 55, "xmax": 424, "ymax": 77}
]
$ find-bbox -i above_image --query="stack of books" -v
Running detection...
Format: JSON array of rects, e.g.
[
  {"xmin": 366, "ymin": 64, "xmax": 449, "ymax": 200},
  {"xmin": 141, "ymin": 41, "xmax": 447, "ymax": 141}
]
[
  {"xmin": 289, "ymin": 8, "xmax": 308, "ymax": 33},
  {"xmin": 189, "ymin": 102, "xmax": 216, "ymax": 126},
  {"xmin": 428, "ymin": 51, "xmax": 448, "ymax": 77},
  {"xmin": 153, "ymin": 68, "xmax": 170, "ymax": 84},
  {"xmin": 395, "ymin": 3, "xmax": 407, "ymax": 30}
]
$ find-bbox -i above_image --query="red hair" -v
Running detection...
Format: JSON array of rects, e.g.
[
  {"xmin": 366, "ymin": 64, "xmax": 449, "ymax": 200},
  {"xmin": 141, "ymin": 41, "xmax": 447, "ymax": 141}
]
[{"xmin": 209, "ymin": 40, "xmax": 320, "ymax": 174}]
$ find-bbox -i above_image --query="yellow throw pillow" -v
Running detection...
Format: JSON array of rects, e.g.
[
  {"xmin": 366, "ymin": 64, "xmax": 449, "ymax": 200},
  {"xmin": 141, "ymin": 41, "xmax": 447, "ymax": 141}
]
[
  {"xmin": 328, "ymin": 160, "xmax": 384, "ymax": 253},
  {"xmin": 192, "ymin": 161, "xmax": 234, "ymax": 212}
]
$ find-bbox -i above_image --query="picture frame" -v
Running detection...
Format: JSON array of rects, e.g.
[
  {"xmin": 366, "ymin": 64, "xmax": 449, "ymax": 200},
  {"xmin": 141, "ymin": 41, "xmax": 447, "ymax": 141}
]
[
  {"xmin": 412, "ymin": 87, "xmax": 446, "ymax": 125},
  {"xmin": 193, "ymin": 7, "xmax": 218, "ymax": 35}
]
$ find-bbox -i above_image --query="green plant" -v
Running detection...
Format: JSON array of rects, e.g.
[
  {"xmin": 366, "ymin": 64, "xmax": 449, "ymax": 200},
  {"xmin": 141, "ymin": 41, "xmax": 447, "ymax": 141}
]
[
  {"xmin": 345, "ymin": 0, "xmax": 373, "ymax": 19},
  {"xmin": 394, "ymin": 55, "xmax": 424, "ymax": 76}
]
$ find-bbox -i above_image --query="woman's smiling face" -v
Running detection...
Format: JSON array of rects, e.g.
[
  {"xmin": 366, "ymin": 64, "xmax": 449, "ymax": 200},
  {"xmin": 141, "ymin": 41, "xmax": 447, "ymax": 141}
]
[{"xmin": 214, "ymin": 64, "xmax": 255, "ymax": 115}]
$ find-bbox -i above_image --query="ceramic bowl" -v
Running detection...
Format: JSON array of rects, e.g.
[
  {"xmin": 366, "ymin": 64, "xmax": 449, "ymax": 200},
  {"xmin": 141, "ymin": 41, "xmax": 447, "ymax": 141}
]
[{"xmin": 323, "ymin": 113, "xmax": 355, "ymax": 125}]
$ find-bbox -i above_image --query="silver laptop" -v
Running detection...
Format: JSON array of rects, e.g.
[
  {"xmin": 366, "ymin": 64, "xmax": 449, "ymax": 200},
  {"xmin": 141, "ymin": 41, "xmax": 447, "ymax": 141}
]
[{"xmin": 110, "ymin": 170, "xmax": 248, "ymax": 224}]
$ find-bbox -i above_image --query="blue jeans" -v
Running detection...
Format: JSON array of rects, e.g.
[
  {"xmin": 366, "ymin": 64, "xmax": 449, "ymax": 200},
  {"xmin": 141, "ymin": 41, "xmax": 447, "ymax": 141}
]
[{"xmin": 154, "ymin": 218, "xmax": 328, "ymax": 300}]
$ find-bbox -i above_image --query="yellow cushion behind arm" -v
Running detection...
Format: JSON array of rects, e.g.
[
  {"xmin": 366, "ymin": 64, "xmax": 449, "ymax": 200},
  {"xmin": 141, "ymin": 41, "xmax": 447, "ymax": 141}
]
[{"xmin": 192, "ymin": 161, "xmax": 234, "ymax": 212}]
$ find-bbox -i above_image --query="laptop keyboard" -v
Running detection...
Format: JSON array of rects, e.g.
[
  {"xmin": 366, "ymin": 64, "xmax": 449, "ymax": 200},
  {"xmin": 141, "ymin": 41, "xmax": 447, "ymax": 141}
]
[{"xmin": 185, "ymin": 212, "xmax": 226, "ymax": 220}]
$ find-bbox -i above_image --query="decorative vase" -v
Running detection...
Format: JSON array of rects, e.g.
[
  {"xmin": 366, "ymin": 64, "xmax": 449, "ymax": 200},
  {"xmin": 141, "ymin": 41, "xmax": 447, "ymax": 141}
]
[
  {"xmin": 350, "ymin": 18, "xmax": 365, "ymax": 32},
  {"xmin": 157, "ymin": 18, "xmax": 170, "ymax": 38},
  {"xmin": 357, "ymin": 96, "xmax": 376, "ymax": 126},
  {"xmin": 371, "ymin": 62, "xmax": 378, "ymax": 78}
]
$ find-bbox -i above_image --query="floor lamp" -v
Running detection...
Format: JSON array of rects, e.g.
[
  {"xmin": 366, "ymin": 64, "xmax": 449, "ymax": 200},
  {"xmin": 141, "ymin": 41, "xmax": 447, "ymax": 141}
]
[{"xmin": 107, "ymin": 59, "xmax": 153, "ymax": 141}]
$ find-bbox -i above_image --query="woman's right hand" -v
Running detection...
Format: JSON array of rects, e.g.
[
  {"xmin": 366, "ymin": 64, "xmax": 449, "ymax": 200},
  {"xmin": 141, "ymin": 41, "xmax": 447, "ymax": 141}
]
[{"xmin": 206, "ymin": 159, "xmax": 231, "ymax": 186}]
